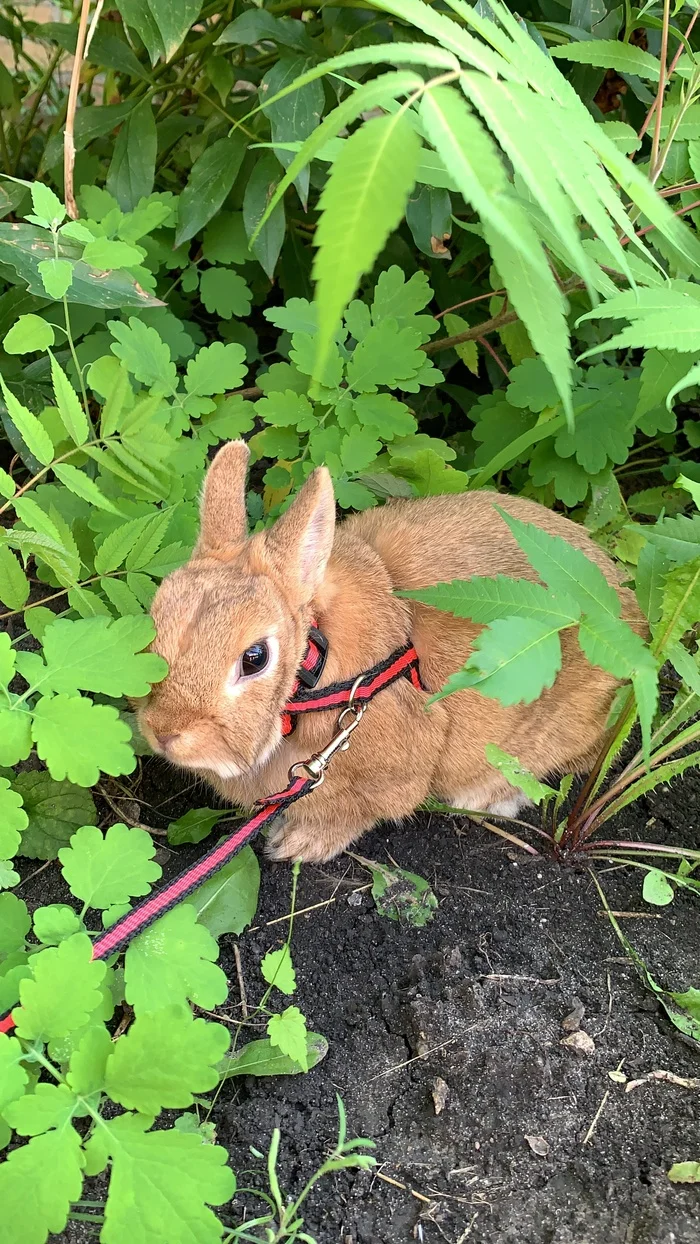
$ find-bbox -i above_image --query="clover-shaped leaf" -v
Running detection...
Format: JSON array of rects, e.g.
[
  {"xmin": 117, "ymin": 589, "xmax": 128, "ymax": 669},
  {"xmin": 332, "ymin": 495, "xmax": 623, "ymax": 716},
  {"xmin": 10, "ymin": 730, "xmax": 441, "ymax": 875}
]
[
  {"xmin": 59, "ymin": 824, "xmax": 161, "ymax": 911},
  {"xmin": 105, "ymin": 1005, "xmax": 230, "ymax": 1113}
]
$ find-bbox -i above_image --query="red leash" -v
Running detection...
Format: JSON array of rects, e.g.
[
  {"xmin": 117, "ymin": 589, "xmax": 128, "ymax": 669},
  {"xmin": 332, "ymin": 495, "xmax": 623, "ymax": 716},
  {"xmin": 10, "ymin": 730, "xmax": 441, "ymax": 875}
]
[{"xmin": 0, "ymin": 636, "xmax": 423, "ymax": 1036}]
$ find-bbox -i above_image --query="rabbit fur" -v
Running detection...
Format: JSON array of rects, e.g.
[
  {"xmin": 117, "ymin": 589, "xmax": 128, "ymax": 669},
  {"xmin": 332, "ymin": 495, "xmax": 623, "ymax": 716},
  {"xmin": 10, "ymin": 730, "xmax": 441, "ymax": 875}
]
[{"xmin": 138, "ymin": 440, "xmax": 645, "ymax": 862}]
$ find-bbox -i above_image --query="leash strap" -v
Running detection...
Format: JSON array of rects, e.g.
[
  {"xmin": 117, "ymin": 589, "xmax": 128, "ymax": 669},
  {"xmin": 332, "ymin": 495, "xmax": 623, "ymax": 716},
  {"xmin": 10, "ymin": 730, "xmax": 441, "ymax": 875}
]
[{"xmin": 0, "ymin": 640, "xmax": 423, "ymax": 1037}]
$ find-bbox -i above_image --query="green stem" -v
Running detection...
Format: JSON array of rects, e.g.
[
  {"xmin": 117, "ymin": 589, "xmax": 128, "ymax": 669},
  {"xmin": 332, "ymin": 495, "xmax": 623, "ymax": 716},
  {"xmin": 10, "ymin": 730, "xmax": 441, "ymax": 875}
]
[{"xmin": 13, "ymin": 46, "xmax": 63, "ymax": 173}]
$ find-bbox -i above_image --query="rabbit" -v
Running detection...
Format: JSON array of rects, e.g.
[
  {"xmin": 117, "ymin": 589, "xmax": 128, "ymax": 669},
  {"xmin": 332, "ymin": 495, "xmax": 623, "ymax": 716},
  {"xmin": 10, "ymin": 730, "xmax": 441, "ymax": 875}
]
[{"xmin": 138, "ymin": 439, "xmax": 646, "ymax": 863}]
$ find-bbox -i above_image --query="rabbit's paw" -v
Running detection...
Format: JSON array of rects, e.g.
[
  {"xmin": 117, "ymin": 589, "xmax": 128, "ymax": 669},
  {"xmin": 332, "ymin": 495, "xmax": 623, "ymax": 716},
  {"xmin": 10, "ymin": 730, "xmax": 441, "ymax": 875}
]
[{"xmin": 265, "ymin": 814, "xmax": 351, "ymax": 863}]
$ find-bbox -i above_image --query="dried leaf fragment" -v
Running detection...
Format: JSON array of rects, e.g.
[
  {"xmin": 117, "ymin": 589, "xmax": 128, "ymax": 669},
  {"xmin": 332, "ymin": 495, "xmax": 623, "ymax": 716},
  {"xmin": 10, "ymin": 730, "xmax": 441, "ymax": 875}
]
[
  {"xmin": 561, "ymin": 1030, "xmax": 596, "ymax": 1056},
  {"xmin": 431, "ymin": 1077, "xmax": 449, "ymax": 1115},
  {"xmin": 525, "ymin": 1134, "xmax": 550, "ymax": 1156}
]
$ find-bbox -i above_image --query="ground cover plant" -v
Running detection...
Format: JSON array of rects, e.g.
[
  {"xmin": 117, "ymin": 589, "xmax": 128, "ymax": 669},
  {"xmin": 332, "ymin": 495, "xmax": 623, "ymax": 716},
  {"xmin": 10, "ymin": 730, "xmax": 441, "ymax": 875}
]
[{"xmin": 0, "ymin": 0, "xmax": 699, "ymax": 1238}]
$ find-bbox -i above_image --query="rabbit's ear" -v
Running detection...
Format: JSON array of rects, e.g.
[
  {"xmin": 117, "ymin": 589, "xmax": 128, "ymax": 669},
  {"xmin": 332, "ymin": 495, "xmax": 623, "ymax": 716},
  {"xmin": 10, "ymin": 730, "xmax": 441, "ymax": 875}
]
[
  {"xmin": 265, "ymin": 468, "xmax": 336, "ymax": 605},
  {"xmin": 195, "ymin": 440, "xmax": 250, "ymax": 555}
]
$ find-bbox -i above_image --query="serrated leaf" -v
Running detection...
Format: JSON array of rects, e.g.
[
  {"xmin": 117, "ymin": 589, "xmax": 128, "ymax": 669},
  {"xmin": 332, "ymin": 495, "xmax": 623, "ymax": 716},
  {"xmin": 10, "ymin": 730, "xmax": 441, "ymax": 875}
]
[
  {"xmin": 33, "ymin": 904, "xmax": 83, "ymax": 945},
  {"xmin": 94, "ymin": 510, "xmax": 171, "ymax": 575},
  {"xmin": 52, "ymin": 463, "xmax": 122, "ymax": 514},
  {"xmin": 0, "ymin": 892, "xmax": 30, "ymax": 954},
  {"xmin": 0, "ymin": 1031, "xmax": 29, "ymax": 1111},
  {"xmin": 484, "ymin": 744, "xmax": 557, "ymax": 805},
  {"xmin": 658, "ymin": 558, "xmax": 700, "ymax": 648},
  {"xmin": 312, "ymin": 111, "xmax": 421, "ymax": 393},
  {"xmin": 11, "ymin": 771, "xmax": 96, "ymax": 860},
  {"xmin": 401, "ymin": 576, "xmax": 581, "ymax": 627},
  {"xmin": 345, "ymin": 319, "xmax": 426, "ymax": 393},
  {"xmin": 175, "ymin": 135, "xmax": 247, "ymax": 248},
  {"xmin": 199, "ymin": 268, "xmax": 251, "ymax": 320},
  {"xmin": 38, "ymin": 257, "xmax": 73, "ymax": 299},
  {"xmin": 41, "ymin": 615, "xmax": 167, "ymax": 697},
  {"xmin": 0, "ymin": 1124, "xmax": 84, "ymax": 1244},
  {"xmin": 49, "ymin": 351, "xmax": 90, "ymax": 445},
  {"xmin": 432, "ymin": 616, "xmax": 563, "ymax": 706},
  {"xmin": 261, "ymin": 945, "xmax": 296, "ymax": 995},
  {"xmin": 636, "ymin": 348, "xmax": 692, "ymax": 425},
  {"xmin": 185, "ymin": 846, "xmax": 260, "ymax": 939},
  {"xmin": 125, "ymin": 904, "xmax": 227, "ymax": 1015},
  {"xmin": 32, "ymin": 694, "xmax": 136, "ymax": 786},
  {"xmin": 552, "ymin": 40, "xmax": 661, "ymax": 81},
  {"xmin": 106, "ymin": 1005, "xmax": 229, "ymax": 1113},
  {"xmin": 0, "ymin": 376, "xmax": 54, "ymax": 465},
  {"xmin": 668, "ymin": 1162, "xmax": 700, "ymax": 1184},
  {"xmin": 3, "ymin": 1082, "xmax": 78, "ymax": 1136},
  {"xmin": 59, "ymin": 823, "xmax": 161, "ymax": 910},
  {"xmin": 352, "ymin": 393, "xmax": 416, "ymax": 438},
  {"xmin": 0, "ymin": 540, "xmax": 30, "ymax": 609},
  {"xmin": 108, "ymin": 317, "xmax": 177, "ymax": 395},
  {"xmin": 184, "ymin": 342, "xmax": 247, "ymax": 402},
  {"xmin": 100, "ymin": 1114, "xmax": 235, "ymax": 1244},
  {"xmin": 31, "ymin": 182, "xmax": 64, "ymax": 227},
  {"xmin": 0, "ymin": 708, "xmax": 32, "ymax": 766},
  {"xmin": 255, "ymin": 390, "xmax": 316, "ymax": 432},
  {"xmin": 267, "ymin": 1005, "xmax": 309, "ymax": 1071},
  {"xmin": 498, "ymin": 510, "xmax": 622, "ymax": 618},
  {"xmin": 634, "ymin": 513, "xmax": 700, "ymax": 566},
  {"xmin": 66, "ymin": 1025, "xmax": 113, "ymax": 1096},
  {"xmin": 3, "ymin": 313, "xmax": 55, "ymax": 354},
  {"xmin": 219, "ymin": 1032, "xmax": 328, "ymax": 1079},
  {"xmin": 14, "ymin": 933, "xmax": 106, "ymax": 1040},
  {"xmin": 0, "ymin": 775, "xmax": 28, "ymax": 859}
]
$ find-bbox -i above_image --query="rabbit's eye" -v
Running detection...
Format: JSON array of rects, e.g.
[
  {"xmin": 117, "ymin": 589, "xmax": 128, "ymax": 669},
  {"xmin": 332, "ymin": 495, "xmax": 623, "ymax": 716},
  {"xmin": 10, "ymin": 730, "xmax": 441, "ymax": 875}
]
[{"xmin": 241, "ymin": 641, "xmax": 269, "ymax": 677}]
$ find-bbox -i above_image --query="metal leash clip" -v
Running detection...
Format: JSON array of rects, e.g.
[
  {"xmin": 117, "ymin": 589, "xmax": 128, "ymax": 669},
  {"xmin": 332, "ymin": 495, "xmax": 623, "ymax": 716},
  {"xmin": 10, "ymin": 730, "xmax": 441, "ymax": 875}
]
[{"xmin": 289, "ymin": 675, "xmax": 367, "ymax": 787}]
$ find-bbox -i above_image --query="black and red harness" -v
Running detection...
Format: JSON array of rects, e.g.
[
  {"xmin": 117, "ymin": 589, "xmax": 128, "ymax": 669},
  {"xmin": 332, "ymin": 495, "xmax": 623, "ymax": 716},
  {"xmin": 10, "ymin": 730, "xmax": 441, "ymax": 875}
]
[{"xmin": 0, "ymin": 626, "xmax": 423, "ymax": 1036}]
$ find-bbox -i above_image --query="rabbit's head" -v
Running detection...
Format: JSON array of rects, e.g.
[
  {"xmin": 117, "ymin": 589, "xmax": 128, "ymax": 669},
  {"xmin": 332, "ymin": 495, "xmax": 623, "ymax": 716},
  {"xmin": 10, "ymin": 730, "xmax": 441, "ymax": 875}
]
[{"xmin": 137, "ymin": 441, "xmax": 335, "ymax": 779}]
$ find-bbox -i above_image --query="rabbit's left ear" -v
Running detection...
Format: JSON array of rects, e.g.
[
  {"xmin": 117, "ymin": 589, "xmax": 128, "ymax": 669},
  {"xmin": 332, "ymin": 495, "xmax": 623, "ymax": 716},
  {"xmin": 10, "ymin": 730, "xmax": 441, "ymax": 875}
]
[
  {"xmin": 264, "ymin": 468, "xmax": 336, "ymax": 605},
  {"xmin": 195, "ymin": 439, "xmax": 250, "ymax": 555}
]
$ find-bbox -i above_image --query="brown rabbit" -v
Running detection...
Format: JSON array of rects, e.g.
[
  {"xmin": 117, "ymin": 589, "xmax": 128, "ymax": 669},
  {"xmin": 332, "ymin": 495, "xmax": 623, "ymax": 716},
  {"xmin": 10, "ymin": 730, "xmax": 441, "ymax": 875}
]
[{"xmin": 138, "ymin": 440, "xmax": 645, "ymax": 862}]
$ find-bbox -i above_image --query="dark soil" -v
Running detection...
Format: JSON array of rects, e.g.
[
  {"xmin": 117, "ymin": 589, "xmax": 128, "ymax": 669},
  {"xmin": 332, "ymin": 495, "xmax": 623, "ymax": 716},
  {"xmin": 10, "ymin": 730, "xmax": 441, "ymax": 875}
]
[{"xmin": 19, "ymin": 761, "xmax": 700, "ymax": 1244}]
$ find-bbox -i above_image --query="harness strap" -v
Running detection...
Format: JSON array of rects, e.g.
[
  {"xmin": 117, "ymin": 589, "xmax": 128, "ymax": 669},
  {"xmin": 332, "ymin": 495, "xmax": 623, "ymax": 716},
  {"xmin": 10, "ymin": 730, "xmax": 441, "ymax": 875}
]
[{"xmin": 0, "ymin": 634, "xmax": 424, "ymax": 1037}]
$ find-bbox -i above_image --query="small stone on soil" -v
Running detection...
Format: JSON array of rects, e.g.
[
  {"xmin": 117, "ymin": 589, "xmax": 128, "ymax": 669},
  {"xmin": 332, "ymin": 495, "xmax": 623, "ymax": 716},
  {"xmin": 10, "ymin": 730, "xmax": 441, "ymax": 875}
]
[
  {"xmin": 561, "ymin": 1030, "xmax": 596, "ymax": 1056},
  {"xmin": 431, "ymin": 1077, "xmax": 449, "ymax": 1115},
  {"xmin": 525, "ymin": 1134, "xmax": 550, "ymax": 1157}
]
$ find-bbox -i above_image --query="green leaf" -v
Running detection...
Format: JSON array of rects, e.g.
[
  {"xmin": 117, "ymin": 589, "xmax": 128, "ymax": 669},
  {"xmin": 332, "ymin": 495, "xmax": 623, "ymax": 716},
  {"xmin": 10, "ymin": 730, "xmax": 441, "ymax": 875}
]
[
  {"xmin": 14, "ymin": 933, "xmax": 107, "ymax": 1040},
  {"xmin": 361, "ymin": 856, "xmax": 438, "ymax": 927},
  {"xmin": 33, "ymin": 904, "xmax": 83, "ymax": 945},
  {"xmin": 312, "ymin": 112, "xmax": 421, "ymax": 394},
  {"xmin": 59, "ymin": 823, "xmax": 161, "ymax": 910},
  {"xmin": 105, "ymin": 1005, "xmax": 229, "ymax": 1113},
  {"xmin": 100, "ymin": 1114, "xmax": 235, "ymax": 1244},
  {"xmin": 658, "ymin": 558, "xmax": 700, "ymax": 648},
  {"xmin": 184, "ymin": 342, "xmax": 247, "ymax": 401},
  {"xmin": 3, "ymin": 313, "xmax": 55, "ymax": 354},
  {"xmin": 498, "ymin": 510, "xmax": 622, "ymax": 618},
  {"xmin": 202, "ymin": 211, "xmax": 251, "ymax": 266},
  {"xmin": 38, "ymin": 257, "xmax": 73, "ymax": 299},
  {"xmin": 185, "ymin": 846, "xmax": 260, "ymax": 939},
  {"xmin": 124, "ymin": 903, "xmax": 227, "ymax": 1015},
  {"xmin": 114, "ymin": 0, "xmax": 203, "ymax": 64},
  {"xmin": 401, "ymin": 575, "xmax": 581, "ymax": 627},
  {"xmin": 0, "ymin": 1032, "xmax": 29, "ymax": 1111},
  {"xmin": 82, "ymin": 238, "xmax": 145, "ymax": 270},
  {"xmin": 666, "ymin": 360, "xmax": 700, "ymax": 411},
  {"xmin": 636, "ymin": 348, "xmax": 691, "ymax": 426},
  {"xmin": 484, "ymin": 744, "xmax": 558, "ymax": 806},
  {"xmin": 0, "ymin": 541, "xmax": 30, "ymax": 609},
  {"xmin": 345, "ymin": 319, "xmax": 426, "ymax": 394},
  {"xmin": 11, "ymin": 771, "xmax": 96, "ymax": 860},
  {"xmin": 261, "ymin": 945, "xmax": 296, "ymax": 995},
  {"xmin": 0, "ymin": 1125, "xmax": 83, "ymax": 1244},
  {"xmin": 0, "ymin": 775, "xmax": 28, "ymax": 858},
  {"xmin": 353, "ymin": 393, "xmax": 416, "ymax": 438},
  {"xmin": 41, "ymin": 615, "xmax": 167, "ymax": 697},
  {"xmin": 219, "ymin": 1033, "xmax": 328, "ymax": 1079},
  {"xmin": 433, "ymin": 616, "xmax": 563, "ymax": 707},
  {"xmin": 32, "ymin": 694, "xmax": 136, "ymax": 786},
  {"xmin": 255, "ymin": 390, "xmax": 316, "ymax": 432},
  {"xmin": 0, "ymin": 892, "xmax": 30, "ymax": 954},
  {"xmin": 506, "ymin": 359, "xmax": 563, "ymax": 412},
  {"xmin": 3, "ymin": 1082, "xmax": 79, "ymax": 1136},
  {"xmin": 175, "ymin": 135, "xmax": 247, "ymax": 248},
  {"xmin": 106, "ymin": 102, "xmax": 157, "ymax": 211},
  {"xmin": 267, "ymin": 1005, "xmax": 309, "ymax": 1071},
  {"xmin": 668, "ymin": 1162, "xmax": 700, "ymax": 1184},
  {"xmin": 635, "ymin": 513, "xmax": 700, "ymax": 566},
  {"xmin": 167, "ymin": 807, "xmax": 229, "ymax": 846},
  {"xmin": 243, "ymin": 152, "xmax": 286, "ymax": 279},
  {"xmin": 341, "ymin": 426, "xmax": 380, "ymax": 473},
  {"xmin": 66, "ymin": 1025, "xmax": 113, "ymax": 1095},
  {"xmin": 30, "ymin": 182, "xmax": 65, "ymax": 228},
  {"xmin": 555, "ymin": 393, "xmax": 634, "ymax": 474},
  {"xmin": 94, "ymin": 508, "xmax": 174, "ymax": 575},
  {"xmin": 552, "ymin": 40, "xmax": 661, "ymax": 81},
  {"xmin": 199, "ymin": 268, "xmax": 252, "ymax": 320},
  {"xmin": 52, "ymin": 463, "xmax": 122, "ymax": 514},
  {"xmin": 642, "ymin": 868, "xmax": 675, "ymax": 907},
  {"xmin": 49, "ymin": 351, "xmax": 90, "ymax": 445},
  {"xmin": 0, "ymin": 376, "xmax": 54, "ymax": 465},
  {"xmin": 261, "ymin": 55, "xmax": 325, "ymax": 207},
  {"xmin": 0, "ymin": 224, "xmax": 162, "ymax": 308},
  {"xmin": 109, "ymin": 317, "xmax": 177, "ymax": 395},
  {"xmin": 0, "ymin": 708, "xmax": 32, "ymax": 766}
]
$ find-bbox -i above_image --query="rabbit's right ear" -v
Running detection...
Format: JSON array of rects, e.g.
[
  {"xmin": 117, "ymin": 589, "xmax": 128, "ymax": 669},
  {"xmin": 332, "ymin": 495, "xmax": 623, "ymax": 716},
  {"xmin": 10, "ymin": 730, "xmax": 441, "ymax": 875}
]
[{"xmin": 195, "ymin": 440, "xmax": 250, "ymax": 556}]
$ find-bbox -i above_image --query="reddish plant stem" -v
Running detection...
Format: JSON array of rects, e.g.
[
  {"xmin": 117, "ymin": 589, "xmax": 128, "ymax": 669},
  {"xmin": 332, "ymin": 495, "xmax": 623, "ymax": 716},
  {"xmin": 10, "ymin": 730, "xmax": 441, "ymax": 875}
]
[
  {"xmin": 638, "ymin": 10, "xmax": 698, "ymax": 144},
  {"xmin": 478, "ymin": 335, "xmax": 510, "ymax": 378}
]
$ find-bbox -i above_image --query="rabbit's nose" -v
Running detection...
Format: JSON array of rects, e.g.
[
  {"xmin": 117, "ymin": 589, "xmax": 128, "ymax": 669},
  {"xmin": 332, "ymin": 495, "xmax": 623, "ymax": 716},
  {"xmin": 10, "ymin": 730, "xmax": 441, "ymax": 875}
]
[{"xmin": 155, "ymin": 732, "xmax": 180, "ymax": 750}]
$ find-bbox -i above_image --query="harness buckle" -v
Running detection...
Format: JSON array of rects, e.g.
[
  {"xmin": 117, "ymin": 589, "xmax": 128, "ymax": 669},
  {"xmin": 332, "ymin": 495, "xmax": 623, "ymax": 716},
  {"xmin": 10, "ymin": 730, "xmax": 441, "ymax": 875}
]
[
  {"xmin": 289, "ymin": 675, "xmax": 367, "ymax": 787},
  {"xmin": 296, "ymin": 625, "xmax": 329, "ymax": 689}
]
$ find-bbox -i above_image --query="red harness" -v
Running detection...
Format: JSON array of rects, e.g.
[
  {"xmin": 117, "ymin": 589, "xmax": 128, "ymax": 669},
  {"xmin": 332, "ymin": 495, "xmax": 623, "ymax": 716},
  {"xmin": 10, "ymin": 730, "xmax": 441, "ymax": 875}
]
[{"xmin": 0, "ymin": 628, "xmax": 423, "ymax": 1036}]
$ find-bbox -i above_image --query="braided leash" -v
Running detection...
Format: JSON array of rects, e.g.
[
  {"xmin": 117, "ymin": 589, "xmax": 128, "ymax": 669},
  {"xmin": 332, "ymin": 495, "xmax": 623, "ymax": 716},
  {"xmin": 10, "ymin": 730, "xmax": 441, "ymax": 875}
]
[{"xmin": 0, "ymin": 641, "xmax": 423, "ymax": 1036}]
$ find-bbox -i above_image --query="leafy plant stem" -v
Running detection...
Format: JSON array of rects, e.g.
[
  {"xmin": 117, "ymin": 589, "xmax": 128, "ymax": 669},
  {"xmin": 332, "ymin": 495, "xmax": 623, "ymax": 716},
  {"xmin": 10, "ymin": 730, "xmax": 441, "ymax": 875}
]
[
  {"xmin": 639, "ymin": 9, "xmax": 698, "ymax": 143},
  {"xmin": 0, "ymin": 440, "xmax": 110, "ymax": 520}
]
